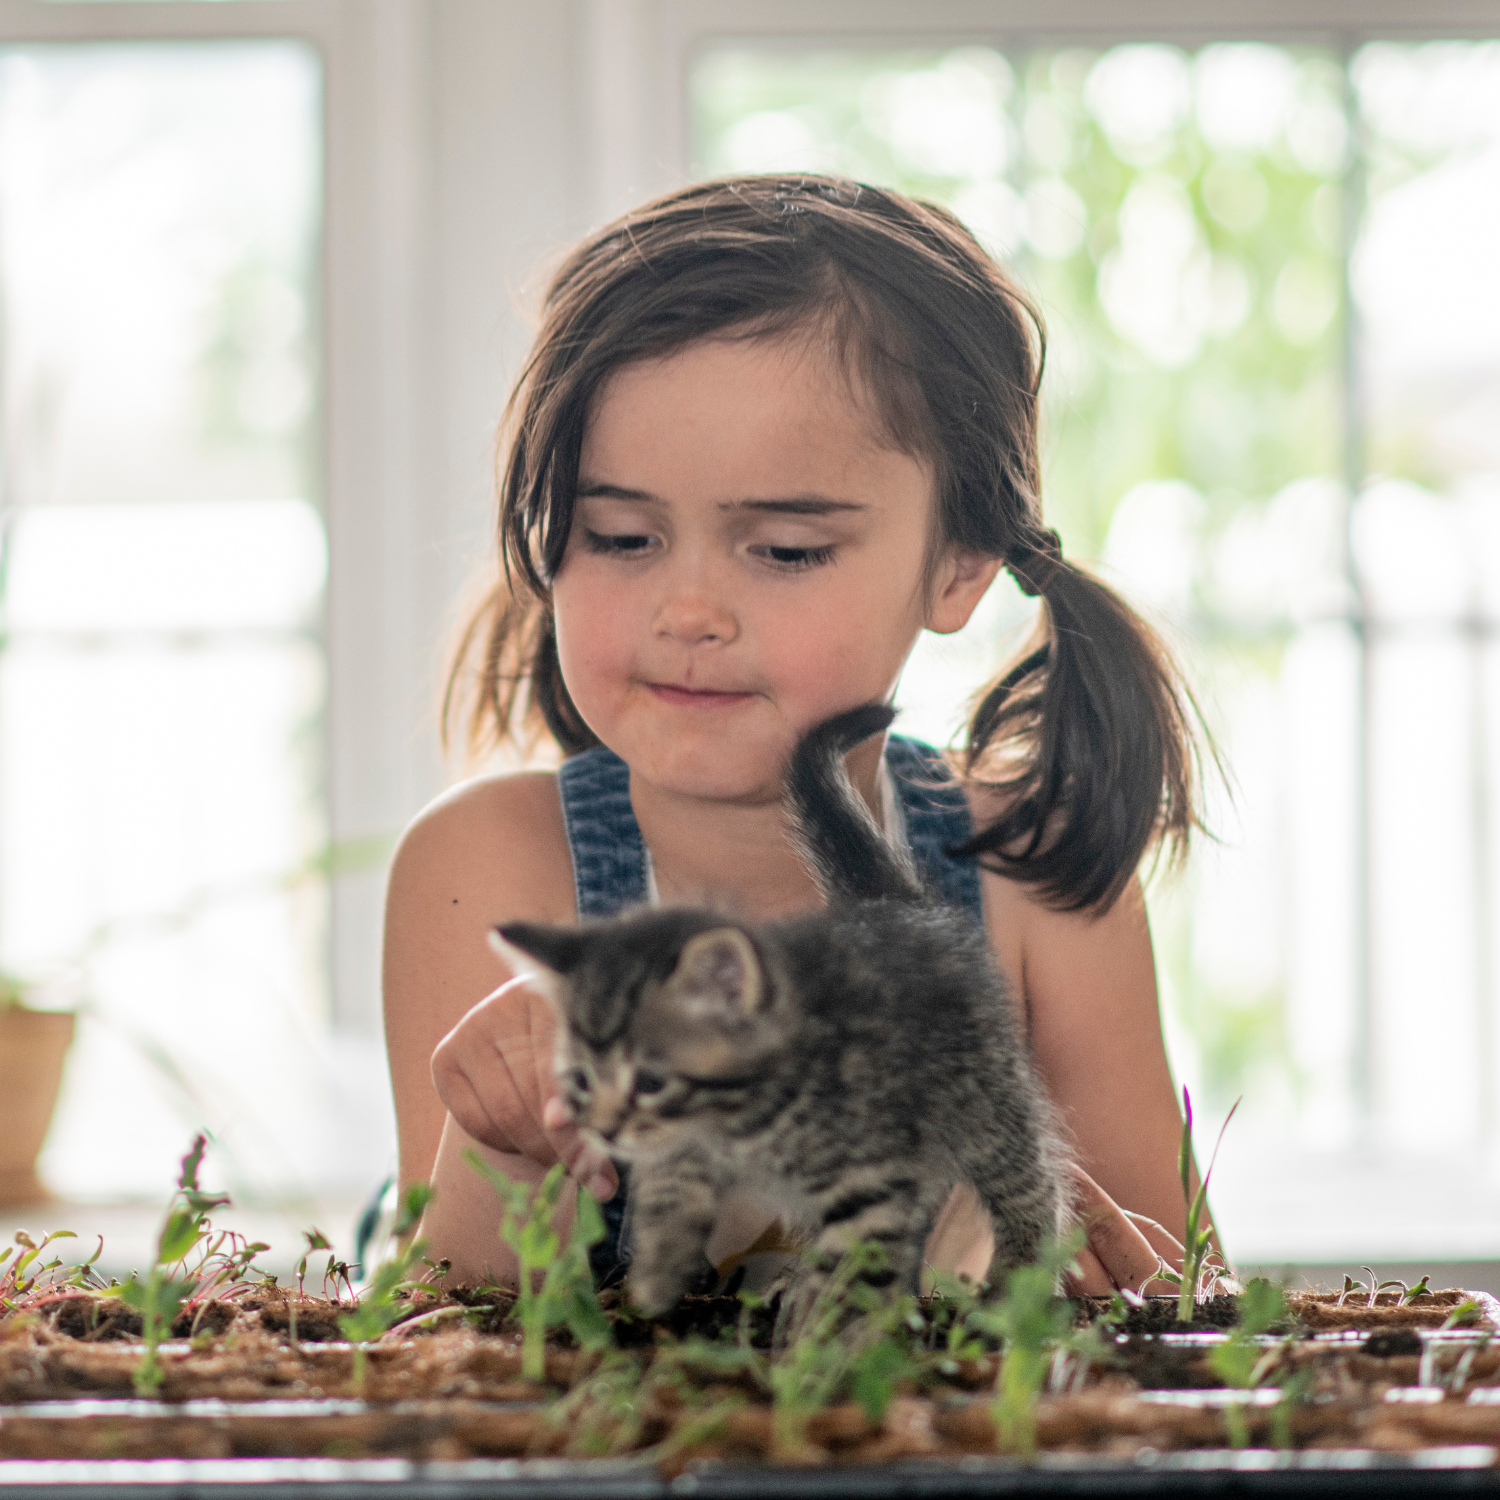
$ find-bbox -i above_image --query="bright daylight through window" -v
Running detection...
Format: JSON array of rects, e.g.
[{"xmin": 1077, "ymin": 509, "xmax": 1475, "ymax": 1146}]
[
  {"xmin": 0, "ymin": 43, "xmax": 359, "ymax": 1202},
  {"xmin": 694, "ymin": 40, "xmax": 1500, "ymax": 1262}
]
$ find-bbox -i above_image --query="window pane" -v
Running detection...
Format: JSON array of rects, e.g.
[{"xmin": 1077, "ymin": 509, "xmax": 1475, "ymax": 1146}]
[
  {"xmin": 1353, "ymin": 41, "xmax": 1500, "ymax": 1151},
  {"xmin": 691, "ymin": 42, "xmax": 1345, "ymax": 1127},
  {"xmin": 0, "ymin": 42, "xmax": 320, "ymax": 507},
  {"xmin": 0, "ymin": 42, "xmax": 348, "ymax": 1201},
  {"xmin": 691, "ymin": 38, "xmax": 1500, "ymax": 1260}
]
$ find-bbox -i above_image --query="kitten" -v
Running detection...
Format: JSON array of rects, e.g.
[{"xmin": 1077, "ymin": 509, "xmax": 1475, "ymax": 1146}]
[{"xmin": 492, "ymin": 703, "xmax": 1069, "ymax": 1341}]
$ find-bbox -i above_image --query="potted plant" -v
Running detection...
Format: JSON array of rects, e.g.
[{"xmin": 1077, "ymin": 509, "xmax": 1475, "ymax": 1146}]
[{"xmin": 0, "ymin": 971, "xmax": 75, "ymax": 1206}]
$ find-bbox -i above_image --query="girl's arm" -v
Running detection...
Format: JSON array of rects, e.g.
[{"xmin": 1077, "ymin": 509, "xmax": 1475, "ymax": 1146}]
[
  {"xmin": 981, "ymin": 866, "xmax": 1219, "ymax": 1279},
  {"xmin": 382, "ymin": 770, "xmax": 582, "ymax": 1281}
]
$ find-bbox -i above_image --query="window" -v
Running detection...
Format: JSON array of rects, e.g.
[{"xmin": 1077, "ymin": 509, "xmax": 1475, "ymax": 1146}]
[
  {"xmin": 0, "ymin": 38, "xmax": 330, "ymax": 1198},
  {"xmin": 692, "ymin": 36, "xmax": 1500, "ymax": 1262}
]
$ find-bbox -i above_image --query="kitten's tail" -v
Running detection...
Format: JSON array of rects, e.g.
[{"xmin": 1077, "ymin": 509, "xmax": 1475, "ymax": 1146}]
[{"xmin": 786, "ymin": 703, "xmax": 926, "ymax": 905}]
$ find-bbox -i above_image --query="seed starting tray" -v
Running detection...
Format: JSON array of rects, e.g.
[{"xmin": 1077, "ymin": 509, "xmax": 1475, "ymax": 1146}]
[{"xmin": 8, "ymin": 1291, "xmax": 1500, "ymax": 1497}]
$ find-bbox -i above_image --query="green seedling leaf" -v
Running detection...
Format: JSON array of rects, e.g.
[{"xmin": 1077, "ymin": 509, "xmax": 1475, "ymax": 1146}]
[
  {"xmin": 1208, "ymin": 1280, "xmax": 1287, "ymax": 1390},
  {"xmin": 965, "ymin": 1234, "xmax": 1084, "ymax": 1457},
  {"xmin": 157, "ymin": 1209, "xmax": 205, "ymax": 1267},
  {"xmin": 1175, "ymin": 1090, "xmax": 1237, "ymax": 1323},
  {"xmin": 465, "ymin": 1153, "xmax": 614, "ymax": 1382},
  {"xmin": 336, "ymin": 1184, "xmax": 437, "ymax": 1393},
  {"xmin": 120, "ymin": 1133, "xmax": 235, "ymax": 1395},
  {"xmin": 1402, "ymin": 1276, "xmax": 1432, "ymax": 1304},
  {"xmin": 1442, "ymin": 1298, "xmax": 1482, "ymax": 1331},
  {"xmin": 849, "ymin": 1335, "xmax": 913, "ymax": 1424}
]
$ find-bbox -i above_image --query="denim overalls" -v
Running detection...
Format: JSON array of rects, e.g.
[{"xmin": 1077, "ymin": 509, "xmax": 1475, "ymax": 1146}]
[{"xmin": 555, "ymin": 735, "xmax": 985, "ymax": 1285}]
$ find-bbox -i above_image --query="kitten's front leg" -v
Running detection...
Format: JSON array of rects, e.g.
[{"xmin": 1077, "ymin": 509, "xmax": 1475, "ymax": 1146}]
[
  {"xmin": 626, "ymin": 1149, "xmax": 723, "ymax": 1317},
  {"xmin": 774, "ymin": 1170, "xmax": 942, "ymax": 1347}
]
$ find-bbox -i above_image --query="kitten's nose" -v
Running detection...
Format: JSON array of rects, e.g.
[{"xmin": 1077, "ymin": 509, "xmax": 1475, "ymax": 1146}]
[{"xmin": 593, "ymin": 1086, "xmax": 629, "ymax": 1141}]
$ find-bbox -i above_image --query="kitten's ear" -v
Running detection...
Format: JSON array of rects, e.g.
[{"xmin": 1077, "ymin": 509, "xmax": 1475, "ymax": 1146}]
[
  {"xmin": 674, "ymin": 928, "xmax": 764, "ymax": 1018},
  {"xmin": 490, "ymin": 923, "xmax": 588, "ymax": 1008}
]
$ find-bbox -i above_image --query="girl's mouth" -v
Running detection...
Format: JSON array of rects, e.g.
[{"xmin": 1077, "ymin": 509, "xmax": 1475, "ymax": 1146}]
[{"xmin": 647, "ymin": 683, "xmax": 757, "ymax": 708}]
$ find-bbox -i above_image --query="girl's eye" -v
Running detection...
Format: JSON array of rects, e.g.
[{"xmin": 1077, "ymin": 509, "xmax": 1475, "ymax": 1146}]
[
  {"xmin": 634, "ymin": 1070, "xmax": 667, "ymax": 1097},
  {"xmin": 753, "ymin": 543, "xmax": 836, "ymax": 572},
  {"xmin": 584, "ymin": 530, "xmax": 655, "ymax": 557}
]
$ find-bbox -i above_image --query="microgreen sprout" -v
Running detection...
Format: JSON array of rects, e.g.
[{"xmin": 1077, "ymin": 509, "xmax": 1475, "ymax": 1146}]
[
  {"xmin": 118, "ymin": 1134, "xmax": 231, "ymax": 1395},
  {"xmin": 465, "ymin": 1154, "xmax": 612, "ymax": 1382},
  {"xmin": 766, "ymin": 1240, "xmax": 918, "ymax": 1451},
  {"xmin": 1402, "ymin": 1276, "xmax": 1432, "ymax": 1305},
  {"xmin": 0, "ymin": 1230, "xmax": 103, "ymax": 1315},
  {"xmin": 1441, "ymin": 1298, "xmax": 1483, "ymax": 1331},
  {"xmin": 1206, "ymin": 1277, "xmax": 1289, "ymax": 1448},
  {"xmin": 1147, "ymin": 1089, "xmax": 1236, "ymax": 1322},
  {"xmin": 288, "ymin": 1228, "xmax": 331, "ymax": 1347},
  {"xmin": 966, "ymin": 1235, "xmax": 1084, "ymax": 1456},
  {"xmin": 336, "ymin": 1182, "xmax": 432, "ymax": 1393}
]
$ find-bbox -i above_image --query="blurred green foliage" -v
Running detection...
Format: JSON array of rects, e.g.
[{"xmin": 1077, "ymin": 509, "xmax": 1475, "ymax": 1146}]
[
  {"xmin": 693, "ymin": 43, "xmax": 1343, "ymax": 567},
  {"xmin": 691, "ymin": 42, "xmax": 1356, "ymax": 1111}
]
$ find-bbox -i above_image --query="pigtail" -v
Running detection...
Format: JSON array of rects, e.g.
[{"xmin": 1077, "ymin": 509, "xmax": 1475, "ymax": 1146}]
[{"xmin": 956, "ymin": 540, "xmax": 1206, "ymax": 913}]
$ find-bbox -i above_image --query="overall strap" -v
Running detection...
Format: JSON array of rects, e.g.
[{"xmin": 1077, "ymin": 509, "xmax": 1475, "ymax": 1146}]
[
  {"xmin": 556, "ymin": 746, "xmax": 649, "ymax": 919},
  {"xmin": 554, "ymin": 743, "xmax": 645, "ymax": 1286},
  {"xmin": 885, "ymin": 735, "xmax": 985, "ymax": 927}
]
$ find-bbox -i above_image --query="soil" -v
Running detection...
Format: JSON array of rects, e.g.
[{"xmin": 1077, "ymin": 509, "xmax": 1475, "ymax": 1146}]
[{"xmin": 3, "ymin": 1283, "xmax": 1499, "ymax": 1472}]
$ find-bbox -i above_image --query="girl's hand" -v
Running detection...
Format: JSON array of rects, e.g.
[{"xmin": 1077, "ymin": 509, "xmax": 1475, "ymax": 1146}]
[
  {"xmin": 1063, "ymin": 1165, "xmax": 1178, "ymax": 1297},
  {"xmin": 429, "ymin": 976, "xmax": 619, "ymax": 1202}
]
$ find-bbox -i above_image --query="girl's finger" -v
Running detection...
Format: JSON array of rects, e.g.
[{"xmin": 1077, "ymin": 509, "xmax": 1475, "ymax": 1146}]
[
  {"xmin": 1069, "ymin": 1167, "xmax": 1161, "ymax": 1294},
  {"xmin": 434, "ymin": 1065, "xmax": 517, "ymax": 1155},
  {"xmin": 1062, "ymin": 1244, "xmax": 1115, "ymax": 1297},
  {"xmin": 1123, "ymin": 1210, "xmax": 1186, "ymax": 1252},
  {"xmin": 431, "ymin": 1028, "xmax": 529, "ymax": 1154},
  {"xmin": 541, "ymin": 1094, "xmax": 619, "ymax": 1201}
]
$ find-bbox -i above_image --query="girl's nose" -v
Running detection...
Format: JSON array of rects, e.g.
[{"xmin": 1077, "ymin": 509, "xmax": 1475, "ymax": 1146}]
[{"xmin": 652, "ymin": 584, "xmax": 739, "ymax": 647}]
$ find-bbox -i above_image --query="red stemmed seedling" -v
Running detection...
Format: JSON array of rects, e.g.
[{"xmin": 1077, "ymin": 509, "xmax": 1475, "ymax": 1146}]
[{"xmin": 118, "ymin": 1134, "xmax": 232, "ymax": 1395}]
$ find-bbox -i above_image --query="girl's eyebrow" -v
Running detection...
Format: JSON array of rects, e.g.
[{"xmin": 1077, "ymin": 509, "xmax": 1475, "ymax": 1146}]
[{"xmin": 576, "ymin": 480, "xmax": 865, "ymax": 516}]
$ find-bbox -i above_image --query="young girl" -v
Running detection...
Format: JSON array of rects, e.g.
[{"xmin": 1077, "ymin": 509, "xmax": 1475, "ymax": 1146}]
[{"xmin": 384, "ymin": 175, "xmax": 1210, "ymax": 1295}]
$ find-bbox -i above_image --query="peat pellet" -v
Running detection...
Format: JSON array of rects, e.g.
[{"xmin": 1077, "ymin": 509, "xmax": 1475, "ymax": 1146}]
[
  {"xmin": 804, "ymin": 1403, "xmax": 874, "ymax": 1447},
  {"xmin": 447, "ymin": 1406, "xmax": 547, "ymax": 1456}
]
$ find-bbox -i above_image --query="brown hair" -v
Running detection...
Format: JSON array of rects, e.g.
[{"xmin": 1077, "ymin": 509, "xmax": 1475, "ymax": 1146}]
[{"xmin": 446, "ymin": 174, "xmax": 1206, "ymax": 912}]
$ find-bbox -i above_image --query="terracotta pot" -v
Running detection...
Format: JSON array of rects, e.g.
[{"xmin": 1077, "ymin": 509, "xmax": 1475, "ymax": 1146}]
[{"xmin": 0, "ymin": 1007, "xmax": 75, "ymax": 1207}]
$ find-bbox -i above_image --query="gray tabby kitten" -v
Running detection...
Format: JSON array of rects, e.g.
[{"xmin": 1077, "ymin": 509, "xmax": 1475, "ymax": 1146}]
[{"xmin": 492, "ymin": 703, "xmax": 1069, "ymax": 1342}]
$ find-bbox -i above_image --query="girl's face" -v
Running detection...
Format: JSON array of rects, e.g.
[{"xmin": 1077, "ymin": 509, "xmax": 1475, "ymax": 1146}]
[{"xmin": 552, "ymin": 335, "xmax": 999, "ymax": 805}]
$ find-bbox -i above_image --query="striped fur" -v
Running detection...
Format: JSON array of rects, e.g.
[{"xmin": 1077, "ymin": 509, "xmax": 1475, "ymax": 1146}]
[{"xmin": 496, "ymin": 704, "xmax": 1069, "ymax": 1343}]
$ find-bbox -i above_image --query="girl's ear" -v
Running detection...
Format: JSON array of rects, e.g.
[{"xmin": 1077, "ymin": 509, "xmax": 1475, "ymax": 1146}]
[{"xmin": 926, "ymin": 547, "xmax": 1005, "ymax": 635}]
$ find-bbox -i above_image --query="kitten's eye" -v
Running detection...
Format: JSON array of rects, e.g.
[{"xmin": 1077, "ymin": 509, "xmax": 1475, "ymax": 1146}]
[
  {"xmin": 634, "ymin": 1070, "xmax": 667, "ymax": 1098},
  {"xmin": 567, "ymin": 1068, "xmax": 591, "ymax": 1095}
]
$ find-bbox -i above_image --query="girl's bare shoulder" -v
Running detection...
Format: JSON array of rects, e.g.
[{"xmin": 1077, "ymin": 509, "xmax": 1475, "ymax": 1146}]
[
  {"xmin": 387, "ymin": 769, "xmax": 576, "ymax": 927},
  {"xmin": 960, "ymin": 776, "xmax": 1147, "ymax": 978}
]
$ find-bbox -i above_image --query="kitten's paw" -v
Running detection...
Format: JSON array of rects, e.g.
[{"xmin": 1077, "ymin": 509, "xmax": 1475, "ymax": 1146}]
[
  {"xmin": 627, "ymin": 1267, "xmax": 685, "ymax": 1319},
  {"xmin": 630, "ymin": 1253, "xmax": 718, "ymax": 1316},
  {"xmin": 770, "ymin": 1270, "xmax": 828, "ymax": 1350},
  {"xmin": 682, "ymin": 1256, "xmax": 720, "ymax": 1298}
]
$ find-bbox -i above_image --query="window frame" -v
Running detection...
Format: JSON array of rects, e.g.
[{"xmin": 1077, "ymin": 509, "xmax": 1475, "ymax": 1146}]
[{"xmin": 5, "ymin": 0, "xmax": 1495, "ymax": 1051}]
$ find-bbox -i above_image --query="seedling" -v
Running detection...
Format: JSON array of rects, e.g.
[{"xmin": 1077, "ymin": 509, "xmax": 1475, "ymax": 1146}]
[
  {"xmin": 1206, "ymin": 1277, "xmax": 1290, "ymax": 1448},
  {"xmin": 766, "ymin": 1240, "xmax": 919, "ymax": 1451},
  {"xmin": 465, "ymin": 1154, "xmax": 612, "ymax": 1381},
  {"xmin": 336, "ymin": 1182, "xmax": 432, "ymax": 1393},
  {"xmin": 1146, "ymin": 1089, "xmax": 1236, "ymax": 1322},
  {"xmin": 118, "ymin": 1134, "xmax": 231, "ymax": 1395},
  {"xmin": 0, "ymin": 1230, "xmax": 102, "ymax": 1315},
  {"xmin": 288, "ymin": 1228, "xmax": 332, "ymax": 1347},
  {"xmin": 966, "ymin": 1235, "xmax": 1083, "ymax": 1456}
]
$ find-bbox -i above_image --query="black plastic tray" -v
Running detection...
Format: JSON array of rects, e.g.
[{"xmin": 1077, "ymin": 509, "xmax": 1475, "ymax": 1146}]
[{"xmin": 4, "ymin": 1448, "xmax": 1500, "ymax": 1499}]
